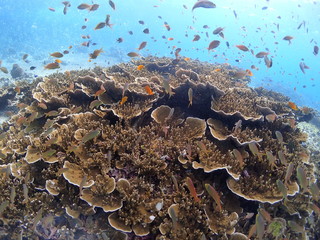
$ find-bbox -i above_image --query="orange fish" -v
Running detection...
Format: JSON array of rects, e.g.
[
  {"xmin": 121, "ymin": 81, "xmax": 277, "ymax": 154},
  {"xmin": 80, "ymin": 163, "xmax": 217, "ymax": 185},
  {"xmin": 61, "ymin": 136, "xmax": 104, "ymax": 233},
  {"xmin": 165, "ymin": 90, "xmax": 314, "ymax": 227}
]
[
  {"xmin": 245, "ymin": 69, "xmax": 254, "ymax": 76},
  {"xmin": 77, "ymin": 3, "xmax": 91, "ymax": 10},
  {"xmin": 255, "ymin": 51, "xmax": 269, "ymax": 58},
  {"xmin": 89, "ymin": 48, "xmax": 103, "ymax": 59},
  {"xmin": 168, "ymin": 37, "xmax": 174, "ymax": 41},
  {"xmin": 44, "ymin": 62, "xmax": 60, "ymax": 69},
  {"xmin": 127, "ymin": 52, "xmax": 140, "ymax": 58},
  {"xmin": 214, "ymin": 68, "xmax": 221, "ymax": 72},
  {"xmin": 120, "ymin": 96, "xmax": 128, "ymax": 105},
  {"xmin": 144, "ymin": 85, "xmax": 154, "ymax": 95},
  {"xmin": 184, "ymin": 57, "xmax": 190, "ymax": 61},
  {"xmin": 207, "ymin": 40, "xmax": 220, "ymax": 51},
  {"xmin": 50, "ymin": 52, "xmax": 63, "ymax": 58},
  {"xmin": 94, "ymin": 85, "xmax": 106, "ymax": 97},
  {"xmin": 186, "ymin": 177, "xmax": 201, "ymax": 203},
  {"xmin": 55, "ymin": 59, "xmax": 62, "ymax": 63},
  {"xmin": 283, "ymin": 36, "xmax": 293, "ymax": 44},
  {"xmin": 236, "ymin": 45, "xmax": 249, "ymax": 51},
  {"xmin": 48, "ymin": 7, "xmax": 55, "ymax": 12},
  {"xmin": 137, "ymin": 65, "xmax": 145, "ymax": 70},
  {"xmin": 288, "ymin": 101, "xmax": 298, "ymax": 111},
  {"xmin": 137, "ymin": 41, "xmax": 147, "ymax": 51}
]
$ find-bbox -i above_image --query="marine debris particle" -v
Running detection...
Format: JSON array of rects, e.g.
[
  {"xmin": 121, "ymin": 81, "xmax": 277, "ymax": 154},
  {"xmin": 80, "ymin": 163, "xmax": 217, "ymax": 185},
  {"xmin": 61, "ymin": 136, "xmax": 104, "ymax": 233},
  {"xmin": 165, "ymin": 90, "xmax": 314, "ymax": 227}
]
[{"xmin": 0, "ymin": 56, "xmax": 316, "ymax": 239}]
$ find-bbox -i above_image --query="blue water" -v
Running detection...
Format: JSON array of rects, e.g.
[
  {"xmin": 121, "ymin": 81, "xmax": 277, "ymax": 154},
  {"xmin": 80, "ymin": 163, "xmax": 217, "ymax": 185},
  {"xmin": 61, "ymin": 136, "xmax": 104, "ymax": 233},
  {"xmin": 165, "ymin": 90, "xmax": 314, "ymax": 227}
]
[{"xmin": 0, "ymin": 0, "xmax": 319, "ymax": 111}]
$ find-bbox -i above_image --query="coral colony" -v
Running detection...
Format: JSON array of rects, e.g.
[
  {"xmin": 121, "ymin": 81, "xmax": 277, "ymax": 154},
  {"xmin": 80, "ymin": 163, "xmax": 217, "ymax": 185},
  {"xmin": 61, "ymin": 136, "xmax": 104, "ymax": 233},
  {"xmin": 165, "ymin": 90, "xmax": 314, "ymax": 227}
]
[{"xmin": 0, "ymin": 57, "xmax": 319, "ymax": 239}]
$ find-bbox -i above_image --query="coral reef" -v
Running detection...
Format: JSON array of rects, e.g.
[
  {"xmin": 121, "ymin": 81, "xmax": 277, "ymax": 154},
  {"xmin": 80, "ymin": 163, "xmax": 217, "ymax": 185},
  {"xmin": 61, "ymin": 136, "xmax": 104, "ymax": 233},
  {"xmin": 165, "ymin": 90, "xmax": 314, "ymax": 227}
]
[
  {"xmin": 0, "ymin": 56, "xmax": 318, "ymax": 239},
  {"xmin": 10, "ymin": 64, "xmax": 26, "ymax": 79}
]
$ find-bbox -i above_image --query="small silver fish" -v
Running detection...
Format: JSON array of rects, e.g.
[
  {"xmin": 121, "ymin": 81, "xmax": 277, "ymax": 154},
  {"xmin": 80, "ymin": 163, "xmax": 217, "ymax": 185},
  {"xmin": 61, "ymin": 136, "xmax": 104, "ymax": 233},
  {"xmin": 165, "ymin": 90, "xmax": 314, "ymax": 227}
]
[
  {"xmin": 275, "ymin": 131, "xmax": 284, "ymax": 146},
  {"xmin": 297, "ymin": 166, "xmax": 308, "ymax": 192},
  {"xmin": 188, "ymin": 88, "xmax": 193, "ymax": 107}
]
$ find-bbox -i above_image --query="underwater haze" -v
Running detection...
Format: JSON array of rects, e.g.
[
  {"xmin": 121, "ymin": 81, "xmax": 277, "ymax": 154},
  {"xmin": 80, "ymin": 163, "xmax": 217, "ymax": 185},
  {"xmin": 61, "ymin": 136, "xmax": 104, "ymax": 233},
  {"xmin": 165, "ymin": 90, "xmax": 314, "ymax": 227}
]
[
  {"xmin": 1, "ymin": 1, "xmax": 320, "ymax": 240},
  {"xmin": 0, "ymin": 0, "xmax": 319, "ymax": 111}
]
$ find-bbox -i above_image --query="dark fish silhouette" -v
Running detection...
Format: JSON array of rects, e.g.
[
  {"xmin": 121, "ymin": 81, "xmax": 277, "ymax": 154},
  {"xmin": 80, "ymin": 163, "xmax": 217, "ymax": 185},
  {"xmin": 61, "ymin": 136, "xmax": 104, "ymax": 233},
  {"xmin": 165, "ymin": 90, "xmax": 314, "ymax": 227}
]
[
  {"xmin": 192, "ymin": 35, "xmax": 200, "ymax": 41},
  {"xmin": 207, "ymin": 40, "xmax": 220, "ymax": 51},
  {"xmin": 105, "ymin": 15, "xmax": 113, "ymax": 28},
  {"xmin": 109, "ymin": 0, "xmax": 116, "ymax": 10},
  {"xmin": 299, "ymin": 62, "xmax": 309, "ymax": 74},
  {"xmin": 255, "ymin": 51, "xmax": 269, "ymax": 58},
  {"xmin": 264, "ymin": 56, "xmax": 272, "ymax": 68},
  {"xmin": 212, "ymin": 27, "xmax": 224, "ymax": 35},
  {"xmin": 233, "ymin": 10, "xmax": 237, "ymax": 18},
  {"xmin": 192, "ymin": 0, "xmax": 216, "ymax": 11},
  {"xmin": 283, "ymin": 36, "xmax": 293, "ymax": 44},
  {"xmin": 297, "ymin": 21, "xmax": 305, "ymax": 29},
  {"xmin": 137, "ymin": 41, "xmax": 147, "ymax": 50},
  {"xmin": 236, "ymin": 45, "xmax": 249, "ymax": 51},
  {"xmin": 313, "ymin": 46, "xmax": 319, "ymax": 55}
]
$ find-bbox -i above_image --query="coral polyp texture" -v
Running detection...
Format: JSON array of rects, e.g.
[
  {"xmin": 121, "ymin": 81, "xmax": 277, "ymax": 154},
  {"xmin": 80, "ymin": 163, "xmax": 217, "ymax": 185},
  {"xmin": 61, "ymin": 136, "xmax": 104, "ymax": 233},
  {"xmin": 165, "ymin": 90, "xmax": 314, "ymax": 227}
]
[{"xmin": 0, "ymin": 57, "xmax": 319, "ymax": 240}]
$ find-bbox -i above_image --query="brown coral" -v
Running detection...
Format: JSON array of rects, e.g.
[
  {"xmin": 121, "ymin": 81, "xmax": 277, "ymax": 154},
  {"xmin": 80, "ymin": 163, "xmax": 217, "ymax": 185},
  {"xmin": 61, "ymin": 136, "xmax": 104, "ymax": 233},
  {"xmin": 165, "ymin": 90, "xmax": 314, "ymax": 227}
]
[{"xmin": 0, "ymin": 56, "xmax": 316, "ymax": 240}]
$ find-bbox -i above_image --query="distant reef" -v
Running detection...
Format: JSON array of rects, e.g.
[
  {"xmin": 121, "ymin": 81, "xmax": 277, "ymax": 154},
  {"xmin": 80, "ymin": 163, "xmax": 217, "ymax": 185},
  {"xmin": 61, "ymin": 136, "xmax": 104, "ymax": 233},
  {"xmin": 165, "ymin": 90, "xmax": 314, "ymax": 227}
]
[{"xmin": 0, "ymin": 56, "xmax": 319, "ymax": 240}]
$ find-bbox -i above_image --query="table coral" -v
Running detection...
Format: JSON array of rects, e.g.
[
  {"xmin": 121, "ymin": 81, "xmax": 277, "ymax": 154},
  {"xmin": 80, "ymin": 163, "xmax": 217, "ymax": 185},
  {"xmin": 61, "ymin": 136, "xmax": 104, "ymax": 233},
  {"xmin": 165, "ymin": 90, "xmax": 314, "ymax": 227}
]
[{"xmin": 0, "ymin": 56, "xmax": 318, "ymax": 239}]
